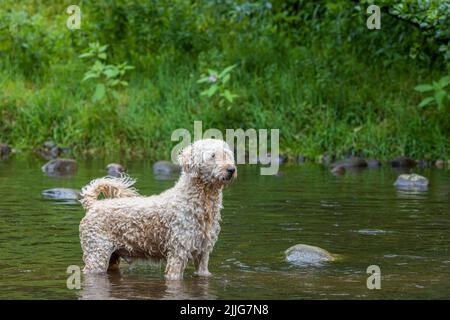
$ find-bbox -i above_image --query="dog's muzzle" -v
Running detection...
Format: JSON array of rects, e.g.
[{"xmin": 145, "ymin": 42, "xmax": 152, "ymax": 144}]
[{"xmin": 226, "ymin": 166, "xmax": 236, "ymax": 180}]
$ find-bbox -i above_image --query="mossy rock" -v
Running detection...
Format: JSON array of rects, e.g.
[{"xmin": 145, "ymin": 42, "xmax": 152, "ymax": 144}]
[
  {"xmin": 285, "ymin": 244, "xmax": 339, "ymax": 266},
  {"xmin": 394, "ymin": 173, "xmax": 428, "ymax": 189}
]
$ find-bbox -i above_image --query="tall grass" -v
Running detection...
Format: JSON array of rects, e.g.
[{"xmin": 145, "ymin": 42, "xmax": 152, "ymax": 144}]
[{"xmin": 0, "ymin": 0, "xmax": 448, "ymax": 161}]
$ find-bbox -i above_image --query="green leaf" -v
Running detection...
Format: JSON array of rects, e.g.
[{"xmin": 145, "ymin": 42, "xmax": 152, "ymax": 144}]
[
  {"xmin": 92, "ymin": 83, "xmax": 106, "ymax": 102},
  {"xmin": 222, "ymin": 90, "xmax": 234, "ymax": 103},
  {"xmin": 434, "ymin": 90, "xmax": 446, "ymax": 111},
  {"xmin": 111, "ymin": 91, "xmax": 120, "ymax": 100},
  {"xmin": 201, "ymin": 84, "xmax": 218, "ymax": 97},
  {"xmin": 197, "ymin": 76, "xmax": 210, "ymax": 84},
  {"xmin": 219, "ymin": 64, "xmax": 237, "ymax": 78},
  {"xmin": 92, "ymin": 60, "xmax": 104, "ymax": 71},
  {"xmin": 98, "ymin": 53, "xmax": 107, "ymax": 60},
  {"xmin": 104, "ymin": 66, "xmax": 119, "ymax": 79},
  {"xmin": 414, "ymin": 84, "xmax": 434, "ymax": 92},
  {"xmin": 418, "ymin": 96, "xmax": 435, "ymax": 108},
  {"xmin": 79, "ymin": 52, "xmax": 93, "ymax": 59},
  {"xmin": 438, "ymin": 76, "xmax": 450, "ymax": 88},
  {"xmin": 108, "ymin": 79, "xmax": 120, "ymax": 87},
  {"xmin": 82, "ymin": 72, "xmax": 98, "ymax": 82},
  {"xmin": 222, "ymin": 73, "xmax": 230, "ymax": 84}
]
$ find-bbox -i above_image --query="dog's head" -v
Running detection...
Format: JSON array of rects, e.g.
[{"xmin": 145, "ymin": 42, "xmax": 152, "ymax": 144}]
[{"xmin": 179, "ymin": 139, "xmax": 237, "ymax": 186}]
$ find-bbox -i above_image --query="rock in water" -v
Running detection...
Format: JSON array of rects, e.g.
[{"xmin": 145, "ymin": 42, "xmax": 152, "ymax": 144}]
[
  {"xmin": 416, "ymin": 159, "xmax": 429, "ymax": 169},
  {"xmin": 153, "ymin": 161, "xmax": 180, "ymax": 175},
  {"xmin": 256, "ymin": 153, "xmax": 287, "ymax": 165},
  {"xmin": 367, "ymin": 159, "xmax": 381, "ymax": 168},
  {"xmin": 331, "ymin": 166, "xmax": 346, "ymax": 176},
  {"xmin": 107, "ymin": 163, "xmax": 125, "ymax": 177},
  {"xmin": 42, "ymin": 158, "xmax": 77, "ymax": 176},
  {"xmin": 390, "ymin": 156, "xmax": 416, "ymax": 168},
  {"xmin": 435, "ymin": 160, "xmax": 445, "ymax": 169},
  {"xmin": 42, "ymin": 188, "xmax": 80, "ymax": 200},
  {"xmin": 394, "ymin": 173, "xmax": 429, "ymax": 189},
  {"xmin": 316, "ymin": 154, "xmax": 333, "ymax": 166},
  {"xmin": 37, "ymin": 141, "xmax": 61, "ymax": 160},
  {"xmin": 296, "ymin": 155, "xmax": 307, "ymax": 164},
  {"xmin": 332, "ymin": 157, "xmax": 367, "ymax": 169},
  {"xmin": 0, "ymin": 143, "xmax": 11, "ymax": 157},
  {"xmin": 285, "ymin": 244, "xmax": 336, "ymax": 266}
]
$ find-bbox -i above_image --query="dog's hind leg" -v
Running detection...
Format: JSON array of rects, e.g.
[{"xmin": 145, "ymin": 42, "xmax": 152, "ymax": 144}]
[
  {"xmin": 82, "ymin": 240, "xmax": 116, "ymax": 273},
  {"xmin": 193, "ymin": 251, "xmax": 212, "ymax": 277},
  {"xmin": 165, "ymin": 254, "xmax": 188, "ymax": 280}
]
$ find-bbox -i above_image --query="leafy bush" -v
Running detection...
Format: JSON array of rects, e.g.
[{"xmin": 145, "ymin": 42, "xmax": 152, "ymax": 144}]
[
  {"xmin": 197, "ymin": 65, "xmax": 239, "ymax": 109},
  {"xmin": 415, "ymin": 75, "xmax": 450, "ymax": 110},
  {"xmin": 80, "ymin": 42, "xmax": 134, "ymax": 103},
  {"xmin": 0, "ymin": 0, "xmax": 449, "ymax": 159}
]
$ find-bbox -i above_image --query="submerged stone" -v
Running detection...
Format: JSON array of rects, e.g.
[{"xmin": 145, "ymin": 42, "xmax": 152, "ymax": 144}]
[
  {"xmin": 285, "ymin": 244, "xmax": 336, "ymax": 266},
  {"xmin": 367, "ymin": 159, "xmax": 381, "ymax": 168},
  {"xmin": 394, "ymin": 173, "xmax": 429, "ymax": 189},
  {"xmin": 42, "ymin": 188, "xmax": 80, "ymax": 200},
  {"xmin": 296, "ymin": 155, "xmax": 307, "ymax": 163},
  {"xmin": 153, "ymin": 160, "xmax": 180, "ymax": 175},
  {"xmin": 0, "ymin": 143, "xmax": 11, "ymax": 157},
  {"xmin": 332, "ymin": 157, "xmax": 367, "ymax": 169},
  {"xmin": 435, "ymin": 160, "xmax": 445, "ymax": 169},
  {"xmin": 390, "ymin": 156, "xmax": 416, "ymax": 168},
  {"xmin": 357, "ymin": 229, "xmax": 388, "ymax": 235},
  {"xmin": 107, "ymin": 163, "xmax": 126, "ymax": 177},
  {"xmin": 331, "ymin": 166, "xmax": 346, "ymax": 176},
  {"xmin": 42, "ymin": 158, "xmax": 77, "ymax": 176}
]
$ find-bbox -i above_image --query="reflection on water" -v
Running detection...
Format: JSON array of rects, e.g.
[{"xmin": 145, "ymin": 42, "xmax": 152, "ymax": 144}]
[
  {"xmin": 81, "ymin": 273, "xmax": 215, "ymax": 300},
  {"xmin": 1, "ymin": 156, "xmax": 450, "ymax": 299}
]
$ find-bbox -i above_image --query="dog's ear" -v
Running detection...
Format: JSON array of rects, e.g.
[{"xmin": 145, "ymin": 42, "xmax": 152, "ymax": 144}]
[{"xmin": 178, "ymin": 144, "xmax": 194, "ymax": 173}]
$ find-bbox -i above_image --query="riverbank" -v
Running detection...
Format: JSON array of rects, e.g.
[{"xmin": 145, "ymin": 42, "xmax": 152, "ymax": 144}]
[
  {"xmin": 0, "ymin": 1, "xmax": 448, "ymax": 161},
  {"xmin": 1, "ymin": 51, "xmax": 448, "ymax": 162}
]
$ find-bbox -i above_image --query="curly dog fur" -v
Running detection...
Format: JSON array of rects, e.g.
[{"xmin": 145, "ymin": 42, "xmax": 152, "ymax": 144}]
[{"xmin": 79, "ymin": 139, "xmax": 236, "ymax": 280}]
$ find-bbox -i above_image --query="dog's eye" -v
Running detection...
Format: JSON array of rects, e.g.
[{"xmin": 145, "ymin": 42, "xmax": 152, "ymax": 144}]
[{"xmin": 211, "ymin": 153, "xmax": 215, "ymax": 159}]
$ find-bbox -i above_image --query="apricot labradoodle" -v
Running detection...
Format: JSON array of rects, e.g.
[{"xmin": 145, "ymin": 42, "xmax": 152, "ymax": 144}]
[{"xmin": 79, "ymin": 139, "xmax": 237, "ymax": 280}]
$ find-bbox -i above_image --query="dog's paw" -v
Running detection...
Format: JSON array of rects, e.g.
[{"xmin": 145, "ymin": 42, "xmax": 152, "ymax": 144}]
[
  {"xmin": 165, "ymin": 273, "xmax": 183, "ymax": 281},
  {"xmin": 194, "ymin": 270, "xmax": 212, "ymax": 277}
]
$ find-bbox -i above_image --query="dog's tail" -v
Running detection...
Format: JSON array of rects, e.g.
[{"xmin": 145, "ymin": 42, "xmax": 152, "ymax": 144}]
[{"xmin": 79, "ymin": 175, "xmax": 139, "ymax": 210}]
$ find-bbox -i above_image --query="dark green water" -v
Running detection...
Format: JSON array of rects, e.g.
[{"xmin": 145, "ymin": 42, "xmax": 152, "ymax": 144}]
[{"xmin": 1, "ymin": 156, "xmax": 450, "ymax": 299}]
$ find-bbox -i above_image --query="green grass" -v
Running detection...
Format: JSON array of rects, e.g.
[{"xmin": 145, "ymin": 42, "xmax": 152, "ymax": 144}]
[
  {"xmin": 0, "ymin": 1, "xmax": 448, "ymax": 161},
  {"xmin": 1, "ymin": 48, "xmax": 447, "ymax": 162}
]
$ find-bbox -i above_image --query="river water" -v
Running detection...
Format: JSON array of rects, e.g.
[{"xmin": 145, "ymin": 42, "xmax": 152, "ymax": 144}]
[{"xmin": 0, "ymin": 156, "xmax": 449, "ymax": 299}]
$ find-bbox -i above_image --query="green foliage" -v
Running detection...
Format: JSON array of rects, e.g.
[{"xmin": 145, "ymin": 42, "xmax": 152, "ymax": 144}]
[
  {"xmin": 79, "ymin": 42, "xmax": 134, "ymax": 102},
  {"xmin": 0, "ymin": 0, "xmax": 449, "ymax": 159},
  {"xmin": 415, "ymin": 76, "xmax": 450, "ymax": 111},
  {"xmin": 0, "ymin": 6, "xmax": 71, "ymax": 76},
  {"xmin": 359, "ymin": 0, "xmax": 450, "ymax": 65},
  {"xmin": 197, "ymin": 65, "xmax": 239, "ymax": 109}
]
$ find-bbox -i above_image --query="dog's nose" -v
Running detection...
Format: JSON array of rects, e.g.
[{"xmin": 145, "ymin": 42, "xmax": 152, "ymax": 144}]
[{"xmin": 227, "ymin": 167, "xmax": 236, "ymax": 176}]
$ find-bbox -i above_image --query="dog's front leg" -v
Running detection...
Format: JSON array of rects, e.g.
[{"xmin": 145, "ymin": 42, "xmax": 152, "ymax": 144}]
[
  {"xmin": 194, "ymin": 251, "xmax": 212, "ymax": 277},
  {"xmin": 165, "ymin": 255, "xmax": 187, "ymax": 280}
]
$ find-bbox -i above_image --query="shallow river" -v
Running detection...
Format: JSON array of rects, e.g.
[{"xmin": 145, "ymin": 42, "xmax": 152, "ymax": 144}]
[{"xmin": 1, "ymin": 156, "xmax": 449, "ymax": 299}]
